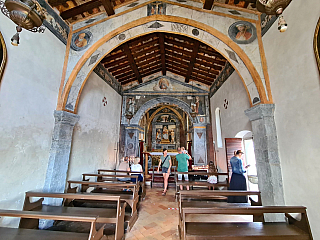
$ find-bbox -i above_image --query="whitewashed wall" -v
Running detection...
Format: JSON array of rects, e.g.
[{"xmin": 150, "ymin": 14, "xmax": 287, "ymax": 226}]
[
  {"xmin": 67, "ymin": 72, "xmax": 122, "ymax": 181},
  {"xmin": 0, "ymin": 14, "xmax": 65, "ymax": 226},
  {"xmin": 210, "ymin": 71, "xmax": 252, "ymax": 172},
  {"xmin": 263, "ymin": 0, "xmax": 320, "ymax": 237}
]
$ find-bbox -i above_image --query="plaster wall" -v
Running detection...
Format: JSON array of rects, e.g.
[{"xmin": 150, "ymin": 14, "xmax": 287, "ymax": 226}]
[
  {"xmin": 67, "ymin": 72, "xmax": 122, "ymax": 181},
  {"xmin": 263, "ymin": 0, "xmax": 320, "ymax": 237},
  {"xmin": 210, "ymin": 71, "xmax": 251, "ymax": 172},
  {"xmin": 0, "ymin": 14, "xmax": 66, "ymax": 226}
]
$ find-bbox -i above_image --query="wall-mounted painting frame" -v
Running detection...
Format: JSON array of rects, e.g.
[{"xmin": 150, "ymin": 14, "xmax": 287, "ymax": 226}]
[
  {"xmin": 0, "ymin": 31, "xmax": 7, "ymax": 82},
  {"xmin": 314, "ymin": 17, "xmax": 320, "ymax": 74}
]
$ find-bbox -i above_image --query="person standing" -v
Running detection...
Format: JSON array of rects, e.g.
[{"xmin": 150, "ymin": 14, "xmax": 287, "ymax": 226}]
[
  {"xmin": 157, "ymin": 148, "xmax": 172, "ymax": 196},
  {"xmin": 117, "ymin": 157, "xmax": 131, "ymax": 181},
  {"xmin": 176, "ymin": 147, "xmax": 191, "ymax": 191},
  {"xmin": 228, "ymin": 150, "xmax": 249, "ymax": 203}
]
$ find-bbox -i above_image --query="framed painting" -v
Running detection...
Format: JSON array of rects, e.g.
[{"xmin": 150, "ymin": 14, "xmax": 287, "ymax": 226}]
[
  {"xmin": 228, "ymin": 21, "xmax": 257, "ymax": 44},
  {"xmin": 314, "ymin": 17, "xmax": 320, "ymax": 74},
  {"xmin": 0, "ymin": 31, "xmax": 7, "ymax": 82}
]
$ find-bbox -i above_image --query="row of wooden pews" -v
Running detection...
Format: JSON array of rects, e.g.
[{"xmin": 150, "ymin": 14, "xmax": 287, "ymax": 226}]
[
  {"xmin": 0, "ymin": 168, "xmax": 146, "ymax": 240},
  {"xmin": 178, "ymin": 190, "xmax": 313, "ymax": 239}
]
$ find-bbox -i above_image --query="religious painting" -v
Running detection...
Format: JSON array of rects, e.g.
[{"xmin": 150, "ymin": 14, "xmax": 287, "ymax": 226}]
[
  {"xmin": 161, "ymin": 114, "xmax": 169, "ymax": 122},
  {"xmin": 161, "ymin": 125, "xmax": 170, "ymax": 143},
  {"xmin": 0, "ymin": 31, "xmax": 7, "ymax": 84},
  {"xmin": 71, "ymin": 30, "xmax": 92, "ymax": 51},
  {"xmin": 190, "ymin": 96, "xmax": 204, "ymax": 115},
  {"xmin": 147, "ymin": 2, "xmax": 166, "ymax": 16},
  {"xmin": 314, "ymin": 17, "xmax": 320, "ymax": 74},
  {"xmin": 153, "ymin": 78, "xmax": 173, "ymax": 91},
  {"xmin": 228, "ymin": 21, "xmax": 256, "ymax": 44},
  {"xmin": 156, "ymin": 128, "xmax": 162, "ymax": 143},
  {"xmin": 126, "ymin": 97, "xmax": 136, "ymax": 115}
]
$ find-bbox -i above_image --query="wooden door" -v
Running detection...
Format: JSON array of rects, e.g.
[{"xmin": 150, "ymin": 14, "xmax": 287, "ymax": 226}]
[{"xmin": 225, "ymin": 138, "xmax": 243, "ymax": 180}]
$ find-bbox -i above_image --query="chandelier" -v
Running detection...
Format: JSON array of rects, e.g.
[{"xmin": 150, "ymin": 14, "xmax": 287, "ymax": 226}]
[
  {"xmin": 0, "ymin": 0, "xmax": 46, "ymax": 46},
  {"xmin": 256, "ymin": 0, "xmax": 291, "ymax": 32}
]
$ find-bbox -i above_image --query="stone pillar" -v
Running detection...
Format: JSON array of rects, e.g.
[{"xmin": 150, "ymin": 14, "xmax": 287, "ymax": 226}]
[
  {"xmin": 43, "ymin": 110, "xmax": 79, "ymax": 193},
  {"xmin": 245, "ymin": 104, "xmax": 285, "ymax": 207},
  {"xmin": 191, "ymin": 123, "xmax": 207, "ymax": 165},
  {"xmin": 124, "ymin": 125, "xmax": 141, "ymax": 157},
  {"xmin": 40, "ymin": 110, "xmax": 79, "ymax": 228}
]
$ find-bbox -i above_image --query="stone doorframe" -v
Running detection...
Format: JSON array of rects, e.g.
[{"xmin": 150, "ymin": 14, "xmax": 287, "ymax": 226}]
[{"xmin": 59, "ymin": 15, "xmax": 271, "ymax": 114}]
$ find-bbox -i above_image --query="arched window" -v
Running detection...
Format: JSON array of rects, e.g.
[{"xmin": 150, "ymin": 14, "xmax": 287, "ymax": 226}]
[{"xmin": 215, "ymin": 108, "xmax": 223, "ymax": 148}]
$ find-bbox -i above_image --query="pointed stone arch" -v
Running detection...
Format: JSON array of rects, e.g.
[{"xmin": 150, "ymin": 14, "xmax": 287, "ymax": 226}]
[{"xmin": 60, "ymin": 15, "xmax": 269, "ymax": 113}]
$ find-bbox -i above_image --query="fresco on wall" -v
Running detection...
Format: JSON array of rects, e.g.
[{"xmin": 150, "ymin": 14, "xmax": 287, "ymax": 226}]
[
  {"xmin": 147, "ymin": 1, "xmax": 166, "ymax": 16},
  {"xmin": 71, "ymin": 30, "xmax": 92, "ymax": 51},
  {"xmin": 228, "ymin": 21, "xmax": 256, "ymax": 44},
  {"xmin": 153, "ymin": 78, "xmax": 174, "ymax": 91},
  {"xmin": 0, "ymin": 31, "xmax": 6, "ymax": 83}
]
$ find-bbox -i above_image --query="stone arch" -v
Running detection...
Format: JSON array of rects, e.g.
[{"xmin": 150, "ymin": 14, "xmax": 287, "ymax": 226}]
[
  {"xmin": 130, "ymin": 96, "xmax": 198, "ymax": 125},
  {"xmin": 61, "ymin": 15, "xmax": 269, "ymax": 113}
]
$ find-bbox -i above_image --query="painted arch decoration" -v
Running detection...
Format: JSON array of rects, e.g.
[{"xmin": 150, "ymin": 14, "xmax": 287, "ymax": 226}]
[
  {"xmin": 61, "ymin": 4, "xmax": 272, "ymax": 113},
  {"xmin": 0, "ymin": 31, "xmax": 7, "ymax": 84}
]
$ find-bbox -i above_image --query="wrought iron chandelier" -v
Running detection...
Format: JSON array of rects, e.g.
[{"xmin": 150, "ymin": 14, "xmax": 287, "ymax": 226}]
[{"xmin": 0, "ymin": 0, "xmax": 46, "ymax": 46}]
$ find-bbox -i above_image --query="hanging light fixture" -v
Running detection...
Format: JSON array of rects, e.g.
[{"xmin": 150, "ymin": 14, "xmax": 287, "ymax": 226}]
[
  {"xmin": 0, "ymin": 0, "xmax": 46, "ymax": 46},
  {"xmin": 256, "ymin": 0, "xmax": 292, "ymax": 33}
]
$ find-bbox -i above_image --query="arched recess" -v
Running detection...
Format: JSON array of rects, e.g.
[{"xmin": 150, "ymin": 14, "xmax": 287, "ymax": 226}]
[
  {"xmin": 129, "ymin": 96, "xmax": 198, "ymax": 125},
  {"xmin": 0, "ymin": 31, "xmax": 7, "ymax": 84},
  {"xmin": 61, "ymin": 15, "xmax": 269, "ymax": 113}
]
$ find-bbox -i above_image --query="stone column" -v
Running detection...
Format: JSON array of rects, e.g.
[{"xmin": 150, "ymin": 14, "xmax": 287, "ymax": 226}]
[
  {"xmin": 245, "ymin": 104, "xmax": 285, "ymax": 207},
  {"xmin": 43, "ymin": 110, "xmax": 79, "ymax": 193},
  {"xmin": 191, "ymin": 123, "xmax": 207, "ymax": 165},
  {"xmin": 40, "ymin": 110, "xmax": 79, "ymax": 228}
]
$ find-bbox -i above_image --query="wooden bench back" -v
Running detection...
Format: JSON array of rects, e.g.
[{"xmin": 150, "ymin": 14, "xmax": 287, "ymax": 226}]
[
  {"xmin": 0, "ymin": 209, "xmax": 106, "ymax": 240},
  {"xmin": 82, "ymin": 173, "xmax": 139, "ymax": 182}
]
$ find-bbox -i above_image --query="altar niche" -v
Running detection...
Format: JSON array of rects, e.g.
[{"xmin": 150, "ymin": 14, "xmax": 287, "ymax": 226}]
[{"xmin": 152, "ymin": 113, "xmax": 180, "ymax": 150}]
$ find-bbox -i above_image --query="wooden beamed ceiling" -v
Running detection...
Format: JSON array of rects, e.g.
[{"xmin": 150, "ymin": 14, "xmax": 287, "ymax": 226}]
[
  {"xmin": 101, "ymin": 32, "xmax": 228, "ymax": 86},
  {"xmin": 49, "ymin": 0, "xmax": 258, "ymax": 23}
]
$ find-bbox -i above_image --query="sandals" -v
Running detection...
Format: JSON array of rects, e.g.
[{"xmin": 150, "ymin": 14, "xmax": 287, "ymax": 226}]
[{"xmin": 162, "ymin": 190, "xmax": 167, "ymax": 196}]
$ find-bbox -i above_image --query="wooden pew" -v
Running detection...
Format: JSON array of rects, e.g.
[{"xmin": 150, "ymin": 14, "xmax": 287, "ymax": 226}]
[
  {"xmin": 0, "ymin": 209, "xmax": 107, "ymax": 240},
  {"xmin": 180, "ymin": 206, "xmax": 313, "ymax": 239},
  {"xmin": 175, "ymin": 171, "xmax": 229, "ymax": 200},
  {"xmin": 97, "ymin": 169, "xmax": 146, "ymax": 199},
  {"xmin": 82, "ymin": 173, "xmax": 139, "ymax": 183},
  {"xmin": 178, "ymin": 190, "xmax": 262, "ymax": 236},
  {"xmin": 67, "ymin": 180, "xmax": 138, "ymax": 230},
  {"xmin": 21, "ymin": 192, "xmax": 126, "ymax": 240}
]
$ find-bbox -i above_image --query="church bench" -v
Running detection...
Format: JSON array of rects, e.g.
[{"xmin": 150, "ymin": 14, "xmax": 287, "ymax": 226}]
[
  {"xmin": 67, "ymin": 180, "xmax": 139, "ymax": 230},
  {"xmin": 0, "ymin": 209, "xmax": 107, "ymax": 240},
  {"xmin": 178, "ymin": 190, "xmax": 262, "ymax": 234},
  {"xmin": 175, "ymin": 172, "xmax": 229, "ymax": 200},
  {"xmin": 150, "ymin": 165, "xmax": 176, "ymax": 188},
  {"xmin": 97, "ymin": 169, "xmax": 146, "ymax": 199},
  {"xmin": 21, "ymin": 192, "xmax": 126, "ymax": 240},
  {"xmin": 180, "ymin": 206, "xmax": 313, "ymax": 240}
]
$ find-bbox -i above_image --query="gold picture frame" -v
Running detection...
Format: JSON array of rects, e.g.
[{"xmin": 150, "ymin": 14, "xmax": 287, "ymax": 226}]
[
  {"xmin": 0, "ymin": 31, "xmax": 7, "ymax": 82},
  {"xmin": 314, "ymin": 17, "xmax": 320, "ymax": 74}
]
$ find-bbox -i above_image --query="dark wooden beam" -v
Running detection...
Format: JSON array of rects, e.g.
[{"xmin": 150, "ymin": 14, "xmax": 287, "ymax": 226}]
[
  {"xmin": 118, "ymin": 75, "xmax": 136, "ymax": 83},
  {"xmin": 190, "ymin": 77, "xmax": 212, "ymax": 85},
  {"xmin": 197, "ymin": 53, "xmax": 226, "ymax": 66},
  {"xmin": 166, "ymin": 58, "xmax": 189, "ymax": 70},
  {"xmin": 100, "ymin": 0, "xmax": 114, "ymax": 16},
  {"xmin": 193, "ymin": 68, "xmax": 216, "ymax": 79},
  {"xmin": 140, "ymin": 68, "xmax": 162, "ymax": 78},
  {"xmin": 167, "ymin": 67, "xmax": 187, "ymax": 77},
  {"xmin": 109, "ymin": 65, "xmax": 131, "ymax": 75},
  {"xmin": 194, "ymin": 63, "xmax": 220, "ymax": 75},
  {"xmin": 136, "ymin": 56, "xmax": 161, "ymax": 68},
  {"xmin": 166, "ymin": 65, "xmax": 188, "ymax": 75},
  {"xmin": 122, "ymin": 43, "xmax": 142, "ymax": 84},
  {"xmin": 166, "ymin": 45, "xmax": 193, "ymax": 57},
  {"xmin": 114, "ymin": 71, "xmax": 135, "ymax": 80},
  {"xmin": 204, "ymin": 0, "xmax": 214, "ymax": 10},
  {"xmin": 185, "ymin": 41, "xmax": 200, "ymax": 83},
  {"xmin": 104, "ymin": 59, "xmax": 129, "ymax": 69},
  {"xmin": 195, "ymin": 59, "xmax": 223, "ymax": 71},
  {"xmin": 166, "ymin": 54, "xmax": 191, "ymax": 64},
  {"xmin": 130, "ymin": 39, "xmax": 159, "ymax": 53},
  {"xmin": 101, "ymin": 51, "xmax": 125, "ymax": 63},
  {"xmin": 60, "ymin": 0, "xmax": 101, "ymax": 19},
  {"xmin": 165, "ymin": 38, "xmax": 194, "ymax": 51},
  {"xmin": 140, "ymin": 65, "xmax": 162, "ymax": 74},
  {"xmin": 138, "ymin": 60, "xmax": 162, "ymax": 71},
  {"xmin": 135, "ymin": 52, "xmax": 161, "ymax": 63},
  {"xmin": 132, "ymin": 45, "xmax": 159, "ymax": 57},
  {"xmin": 158, "ymin": 33, "xmax": 166, "ymax": 75},
  {"xmin": 121, "ymin": 78, "xmax": 138, "ymax": 85},
  {"xmin": 129, "ymin": 34, "xmax": 158, "ymax": 47}
]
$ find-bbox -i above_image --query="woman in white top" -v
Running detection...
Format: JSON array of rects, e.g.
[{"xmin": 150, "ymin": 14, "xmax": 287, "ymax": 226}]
[{"xmin": 131, "ymin": 157, "xmax": 143, "ymax": 183}]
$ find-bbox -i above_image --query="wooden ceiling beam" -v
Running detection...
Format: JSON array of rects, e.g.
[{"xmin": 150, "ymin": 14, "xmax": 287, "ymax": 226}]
[
  {"xmin": 192, "ymin": 68, "xmax": 216, "ymax": 79},
  {"xmin": 140, "ymin": 68, "xmax": 162, "ymax": 78},
  {"xmin": 158, "ymin": 33, "xmax": 166, "ymax": 75},
  {"xmin": 137, "ymin": 59, "xmax": 162, "ymax": 70},
  {"xmin": 140, "ymin": 64, "xmax": 162, "ymax": 74},
  {"xmin": 190, "ymin": 77, "xmax": 212, "ymax": 85},
  {"xmin": 121, "ymin": 78, "xmax": 138, "ymax": 85},
  {"xmin": 165, "ymin": 38, "xmax": 194, "ymax": 50},
  {"xmin": 104, "ymin": 59, "xmax": 129, "ymax": 69},
  {"xmin": 165, "ymin": 34, "xmax": 195, "ymax": 45},
  {"xmin": 107, "ymin": 62, "xmax": 131, "ymax": 73},
  {"xmin": 166, "ymin": 65, "xmax": 188, "ymax": 75},
  {"xmin": 166, "ymin": 58, "xmax": 189, "ymax": 70},
  {"xmin": 198, "ymin": 47, "xmax": 224, "ymax": 59},
  {"xmin": 101, "ymin": 51, "xmax": 125, "ymax": 63},
  {"xmin": 166, "ymin": 54, "xmax": 191, "ymax": 63},
  {"xmin": 60, "ymin": 0, "xmax": 102, "ymax": 19},
  {"xmin": 100, "ymin": 0, "xmax": 115, "ymax": 16},
  {"xmin": 130, "ymin": 39, "xmax": 159, "ymax": 53},
  {"xmin": 118, "ymin": 75, "xmax": 136, "ymax": 82},
  {"xmin": 132, "ymin": 45, "xmax": 159, "ymax": 57},
  {"xmin": 192, "ymin": 72, "xmax": 215, "ymax": 83},
  {"xmin": 185, "ymin": 41, "xmax": 200, "ymax": 83},
  {"xmin": 114, "ymin": 71, "xmax": 135, "ymax": 80},
  {"xmin": 167, "ymin": 67, "xmax": 187, "ymax": 77},
  {"xmin": 122, "ymin": 43, "xmax": 142, "ymax": 83},
  {"xmin": 136, "ymin": 56, "xmax": 161, "ymax": 67},
  {"xmin": 194, "ymin": 63, "xmax": 220, "ymax": 75},
  {"xmin": 165, "ymin": 45, "xmax": 193, "ymax": 56},
  {"xmin": 128, "ymin": 34, "xmax": 158, "ymax": 47},
  {"xmin": 135, "ymin": 52, "xmax": 161, "ymax": 62},
  {"xmin": 197, "ymin": 54, "xmax": 226, "ymax": 66},
  {"xmin": 109, "ymin": 65, "xmax": 131, "ymax": 75},
  {"xmin": 195, "ymin": 59, "xmax": 223, "ymax": 71}
]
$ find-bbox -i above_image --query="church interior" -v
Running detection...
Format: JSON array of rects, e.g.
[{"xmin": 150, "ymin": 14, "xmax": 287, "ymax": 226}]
[{"xmin": 0, "ymin": 0, "xmax": 319, "ymax": 239}]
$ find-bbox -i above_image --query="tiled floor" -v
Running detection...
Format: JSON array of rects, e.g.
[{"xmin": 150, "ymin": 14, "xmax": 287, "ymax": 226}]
[{"xmin": 125, "ymin": 187, "xmax": 180, "ymax": 240}]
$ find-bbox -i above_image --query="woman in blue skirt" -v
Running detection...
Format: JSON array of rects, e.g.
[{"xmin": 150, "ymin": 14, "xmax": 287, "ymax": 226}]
[{"xmin": 228, "ymin": 150, "xmax": 249, "ymax": 203}]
